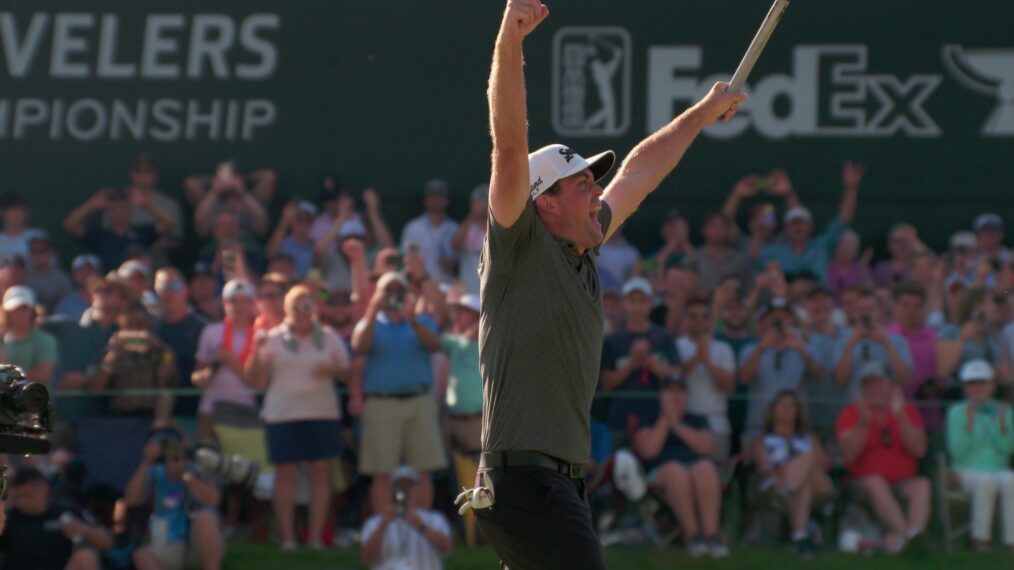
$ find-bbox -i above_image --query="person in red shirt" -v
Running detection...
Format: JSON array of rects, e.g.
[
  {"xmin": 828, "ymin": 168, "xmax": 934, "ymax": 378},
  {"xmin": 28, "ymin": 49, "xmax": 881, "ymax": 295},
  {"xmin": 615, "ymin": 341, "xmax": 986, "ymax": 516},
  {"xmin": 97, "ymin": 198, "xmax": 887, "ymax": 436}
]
[{"xmin": 836, "ymin": 361, "xmax": 930, "ymax": 553}]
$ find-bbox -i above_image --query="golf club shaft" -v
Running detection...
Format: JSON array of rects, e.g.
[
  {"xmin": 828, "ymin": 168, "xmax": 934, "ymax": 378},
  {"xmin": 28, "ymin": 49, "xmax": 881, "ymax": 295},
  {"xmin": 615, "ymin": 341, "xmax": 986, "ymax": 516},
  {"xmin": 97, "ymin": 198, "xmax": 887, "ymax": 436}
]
[{"xmin": 729, "ymin": 0, "xmax": 791, "ymax": 92}]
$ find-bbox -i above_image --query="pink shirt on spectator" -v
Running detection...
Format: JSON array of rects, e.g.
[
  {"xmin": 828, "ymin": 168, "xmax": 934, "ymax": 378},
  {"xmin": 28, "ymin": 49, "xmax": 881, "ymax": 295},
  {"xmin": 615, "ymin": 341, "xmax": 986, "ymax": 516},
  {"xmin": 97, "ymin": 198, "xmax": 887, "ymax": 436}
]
[
  {"xmin": 195, "ymin": 322, "xmax": 258, "ymax": 414},
  {"xmin": 825, "ymin": 262, "xmax": 872, "ymax": 300},
  {"xmin": 887, "ymin": 322, "xmax": 942, "ymax": 430},
  {"xmin": 259, "ymin": 324, "xmax": 349, "ymax": 423}
]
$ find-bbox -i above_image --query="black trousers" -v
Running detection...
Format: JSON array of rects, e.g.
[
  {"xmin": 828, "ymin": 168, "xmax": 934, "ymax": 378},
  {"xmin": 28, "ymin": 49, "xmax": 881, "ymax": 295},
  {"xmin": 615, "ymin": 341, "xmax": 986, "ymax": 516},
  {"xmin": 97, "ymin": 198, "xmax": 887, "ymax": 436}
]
[{"xmin": 474, "ymin": 465, "xmax": 607, "ymax": 570}]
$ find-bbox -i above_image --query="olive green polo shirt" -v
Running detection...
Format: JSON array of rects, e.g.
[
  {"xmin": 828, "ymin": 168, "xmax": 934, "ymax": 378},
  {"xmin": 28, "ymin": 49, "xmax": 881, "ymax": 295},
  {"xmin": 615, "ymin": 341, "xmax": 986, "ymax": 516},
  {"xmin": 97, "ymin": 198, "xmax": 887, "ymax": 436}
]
[{"xmin": 478, "ymin": 198, "xmax": 612, "ymax": 464}]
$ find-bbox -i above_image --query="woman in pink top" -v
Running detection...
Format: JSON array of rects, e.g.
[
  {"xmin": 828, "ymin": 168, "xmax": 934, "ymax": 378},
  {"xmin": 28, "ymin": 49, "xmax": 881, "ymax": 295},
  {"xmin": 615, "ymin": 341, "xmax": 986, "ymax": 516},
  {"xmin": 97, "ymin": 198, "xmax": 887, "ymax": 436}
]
[
  {"xmin": 191, "ymin": 279, "xmax": 259, "ymax": 440},
  {"xmin": 247, "ymin": 284, "xmax": 350, "ymax": 550}
]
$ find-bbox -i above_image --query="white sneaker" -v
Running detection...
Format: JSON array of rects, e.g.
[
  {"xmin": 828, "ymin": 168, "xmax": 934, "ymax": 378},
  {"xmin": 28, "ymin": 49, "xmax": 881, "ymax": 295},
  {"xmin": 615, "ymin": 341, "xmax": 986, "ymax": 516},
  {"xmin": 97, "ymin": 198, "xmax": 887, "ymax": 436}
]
[
  {"xmin": 708, "ymin": 537, "xmax": 730, "ymax": 559},
  {"xmin": 687, "ymin": 538, "xmax": 709, "ymax": 558}
]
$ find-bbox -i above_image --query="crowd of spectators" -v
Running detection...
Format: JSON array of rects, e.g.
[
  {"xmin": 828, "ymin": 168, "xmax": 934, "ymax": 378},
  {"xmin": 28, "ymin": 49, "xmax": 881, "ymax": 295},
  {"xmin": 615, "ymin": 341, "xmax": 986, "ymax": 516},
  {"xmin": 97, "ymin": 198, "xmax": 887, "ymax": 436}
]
[{"xmin": 0, "ymin": 154, "xmax": 1011, "ymax": 568}]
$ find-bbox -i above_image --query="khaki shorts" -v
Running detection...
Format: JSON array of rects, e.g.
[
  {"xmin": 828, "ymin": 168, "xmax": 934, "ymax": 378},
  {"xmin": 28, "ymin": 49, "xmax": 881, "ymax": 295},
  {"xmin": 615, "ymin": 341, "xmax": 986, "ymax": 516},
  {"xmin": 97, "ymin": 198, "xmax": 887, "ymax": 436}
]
[
  {"xmin": 359, "ymin": 393, "xmax": 447, "ymax": 474},
  {"xmin": 148, "ymin": 542, "xmax": 200, "ymax": 570}
]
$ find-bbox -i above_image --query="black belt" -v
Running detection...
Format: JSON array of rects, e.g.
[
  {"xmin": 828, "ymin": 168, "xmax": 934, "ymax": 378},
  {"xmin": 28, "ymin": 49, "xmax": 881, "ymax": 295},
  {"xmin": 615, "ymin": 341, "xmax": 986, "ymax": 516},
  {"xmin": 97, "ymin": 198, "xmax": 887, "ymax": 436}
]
[
  {"xmin": 480, "ymin": 450, "xmax": 587, "ymax": 480},
  {"xmin": 365, "ymin": 387, "xmax": 428, "ymax": 400}
]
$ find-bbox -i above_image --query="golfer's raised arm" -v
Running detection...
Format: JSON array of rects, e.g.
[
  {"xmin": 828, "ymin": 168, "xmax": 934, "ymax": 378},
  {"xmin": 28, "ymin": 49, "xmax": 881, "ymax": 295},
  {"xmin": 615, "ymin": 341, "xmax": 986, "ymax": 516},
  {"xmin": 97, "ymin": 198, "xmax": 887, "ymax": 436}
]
[
  {"xmin": 487, "ymin": 1, "xmax": 549, "ymax": 229},
  {"xmin": 602, "ymin": 82, "xmax": 747, "ymax": 239}
]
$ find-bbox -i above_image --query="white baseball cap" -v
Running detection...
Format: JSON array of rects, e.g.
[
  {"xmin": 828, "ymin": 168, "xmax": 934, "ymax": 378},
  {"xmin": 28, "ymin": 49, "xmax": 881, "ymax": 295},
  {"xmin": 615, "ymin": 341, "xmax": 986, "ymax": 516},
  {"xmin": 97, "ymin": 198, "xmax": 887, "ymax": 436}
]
[
  {"xmin": 2, "ymin": 285, "xmax": 36, "ymax": 311},
  {"xmin": 455, "ymin": 294, "xmax": 481, "ymax": 314},
  {"xmin": 376, "ymin": 271, "xmax": 409, "ymax": 291},
  {"xmin": 784, "ymin": 206, "xmax": 813, "ymax": 224},
  {"xmin": 949, "ymin": 231, "xmax": 977, "ymax": 250},
  {"xmin": 960, "ymin": 359, "xmax": 995, "ymax": 383},
  {"xmin": 117, "ymin": 260, "xmax": 150, "ymax": 280},
  {"xmin": 528, "ymin": 144, "xmax": 615, "ymax": 200},
  {"xmin": 621, "ymin": 277, "xmax": 653, "ymax": 297},
  {"xmin": 296, "ymin": 200, "xmax": 318, "ymax": 217},
  {"xmin": 222, "ymin": 279, "xmax": 255, "ymax": 301}
]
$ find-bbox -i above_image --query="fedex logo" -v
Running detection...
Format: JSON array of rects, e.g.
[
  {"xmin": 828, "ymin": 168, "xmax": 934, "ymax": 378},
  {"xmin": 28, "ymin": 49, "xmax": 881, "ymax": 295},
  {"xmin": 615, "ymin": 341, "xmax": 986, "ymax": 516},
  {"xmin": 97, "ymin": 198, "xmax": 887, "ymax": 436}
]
[{"xmin": 647, "ymin": 45, "xmax": 942, "ymax": 139}]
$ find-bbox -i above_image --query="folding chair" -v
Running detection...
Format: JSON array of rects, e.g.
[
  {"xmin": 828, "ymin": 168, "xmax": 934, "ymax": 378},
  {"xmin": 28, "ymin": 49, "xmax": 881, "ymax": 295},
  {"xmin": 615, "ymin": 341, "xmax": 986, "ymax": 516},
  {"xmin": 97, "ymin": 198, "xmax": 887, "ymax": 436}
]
[{"xmin": 934, "ymin": 452, "xmax": 971, "ymax": 552}]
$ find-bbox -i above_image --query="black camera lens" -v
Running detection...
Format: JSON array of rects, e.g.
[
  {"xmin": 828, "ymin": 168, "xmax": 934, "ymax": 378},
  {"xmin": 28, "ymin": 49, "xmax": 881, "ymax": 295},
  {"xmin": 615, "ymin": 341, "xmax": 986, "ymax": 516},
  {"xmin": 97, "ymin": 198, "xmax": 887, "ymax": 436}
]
[{"xmin": 6, "ymin": 381, "xmax": 49, "ymax": 414}]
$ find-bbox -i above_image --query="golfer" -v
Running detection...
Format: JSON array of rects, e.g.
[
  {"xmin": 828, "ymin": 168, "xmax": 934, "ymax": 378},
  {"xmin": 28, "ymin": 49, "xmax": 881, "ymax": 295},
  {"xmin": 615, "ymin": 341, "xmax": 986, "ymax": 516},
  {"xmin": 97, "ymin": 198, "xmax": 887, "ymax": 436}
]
[{"xmin": 469, "ymin": 2, "xmax": 746, "ymax": 568}]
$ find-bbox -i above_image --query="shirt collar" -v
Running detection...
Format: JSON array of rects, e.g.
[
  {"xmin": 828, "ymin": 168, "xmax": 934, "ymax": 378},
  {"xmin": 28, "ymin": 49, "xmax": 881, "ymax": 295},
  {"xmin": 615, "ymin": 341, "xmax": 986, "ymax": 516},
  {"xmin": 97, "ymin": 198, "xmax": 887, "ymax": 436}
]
[{"xmin": 551, "ymin": 233, "xmax": 601, "ymax": 258}]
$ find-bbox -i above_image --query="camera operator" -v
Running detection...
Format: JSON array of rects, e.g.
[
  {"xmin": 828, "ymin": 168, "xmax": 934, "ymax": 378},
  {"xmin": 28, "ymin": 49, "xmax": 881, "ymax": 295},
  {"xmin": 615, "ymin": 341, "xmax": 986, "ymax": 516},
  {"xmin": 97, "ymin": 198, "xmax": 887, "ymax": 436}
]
[
  {"xmin": 124, "ymin": 431, "xmax": 222, "ymax": 570},
  {"xmin": 0, "ymin": 467, "xmax": 112, "ymax": 570},
  {"xmin": 360, "ymin": 465, "xmax": 452, "ymax": 570}
]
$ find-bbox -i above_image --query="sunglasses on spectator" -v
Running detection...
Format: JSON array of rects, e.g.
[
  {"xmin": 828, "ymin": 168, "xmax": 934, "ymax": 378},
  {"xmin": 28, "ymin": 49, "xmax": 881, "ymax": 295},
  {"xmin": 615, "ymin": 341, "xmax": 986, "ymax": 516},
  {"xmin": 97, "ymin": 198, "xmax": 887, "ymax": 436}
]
[
  {"xmin": 156, "ymin": 281, "xmax": 184, "ymax": 293},
  {"xmin": 293, "ymin": 301, "xmax": 315, "ymax": 313}
]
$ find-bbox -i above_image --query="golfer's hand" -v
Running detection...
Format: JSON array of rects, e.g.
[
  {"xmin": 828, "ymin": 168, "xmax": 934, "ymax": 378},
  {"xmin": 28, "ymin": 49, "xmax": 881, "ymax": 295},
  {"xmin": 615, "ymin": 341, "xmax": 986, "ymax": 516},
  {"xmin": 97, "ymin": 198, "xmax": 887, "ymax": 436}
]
[
  {"xmin": 694, "ymin": 82, "xmax": 748, "ymax": 124},
  {"xmin": 502, "ymin": 0, "xmax": 549, "ymax": 39}
]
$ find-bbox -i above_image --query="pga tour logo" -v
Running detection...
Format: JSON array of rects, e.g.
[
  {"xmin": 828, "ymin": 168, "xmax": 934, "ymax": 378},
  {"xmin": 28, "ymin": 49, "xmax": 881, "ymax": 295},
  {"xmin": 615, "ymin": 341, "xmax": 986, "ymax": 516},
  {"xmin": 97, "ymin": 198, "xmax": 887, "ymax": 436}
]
[{"xmin": 552, "ymin": 27, "xmax": 632, "ymax": 137}]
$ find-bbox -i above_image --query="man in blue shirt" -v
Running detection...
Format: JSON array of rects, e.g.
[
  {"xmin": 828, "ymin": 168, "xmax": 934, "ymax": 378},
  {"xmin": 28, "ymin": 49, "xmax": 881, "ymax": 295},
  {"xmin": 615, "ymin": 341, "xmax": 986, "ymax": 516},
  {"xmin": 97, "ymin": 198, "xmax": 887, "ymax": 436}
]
[
  {"xmin": 599, "ymin": 277, "xmax": 681, "ymax": 439},
  {"xmin": 352, "ymin": 271, "xmax": 446, "ymax": 514},
  {"xmin": 151, "ymin": 268, "xmax": 207, "ymax": 418},
  {"xmin": 739, "ymin": 299, "xmax": 823, "ymax": 438},
  {"xmin": 832, "ymin": 287, "xmax": 914, "ymax": 399},
  {"xmin": 802, "ymin": 286, "xmax": 850, "ymax": 437},
  {"xmin": 757, "ymin": 162, "xmax": 863, "ymax": 282}
]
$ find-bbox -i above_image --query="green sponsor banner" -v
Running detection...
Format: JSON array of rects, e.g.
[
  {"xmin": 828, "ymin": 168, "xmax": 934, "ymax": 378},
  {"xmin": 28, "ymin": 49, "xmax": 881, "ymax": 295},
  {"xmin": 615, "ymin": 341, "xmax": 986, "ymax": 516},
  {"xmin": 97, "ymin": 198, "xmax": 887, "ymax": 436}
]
[{"xmin": 1, "ymin": 1, "xmax": 1011, "ymax": 254}]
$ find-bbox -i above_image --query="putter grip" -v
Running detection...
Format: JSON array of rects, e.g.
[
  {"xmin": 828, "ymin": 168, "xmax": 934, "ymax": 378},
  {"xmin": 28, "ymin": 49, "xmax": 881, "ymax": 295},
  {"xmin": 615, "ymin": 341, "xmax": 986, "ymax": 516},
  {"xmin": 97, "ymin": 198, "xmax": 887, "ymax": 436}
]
[{"xmin": 728, "ymin": 0, "xmax": 790, "ymax": 93}]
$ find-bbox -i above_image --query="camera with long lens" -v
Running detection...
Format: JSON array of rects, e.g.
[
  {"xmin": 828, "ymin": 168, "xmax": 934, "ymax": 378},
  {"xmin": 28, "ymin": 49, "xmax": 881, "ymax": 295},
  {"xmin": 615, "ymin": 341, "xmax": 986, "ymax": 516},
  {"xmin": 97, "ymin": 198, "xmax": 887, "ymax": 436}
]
[
  {"xmin": 0, "ymin": 364, "xmax": 53, "ymax": 499},
  {"xmin": 0, "ymin": 364, "xmax": 52, "ymax": 455},
  {"xmin": 194, "ymin": 446, "xmax": 260, "ymax": 490}
]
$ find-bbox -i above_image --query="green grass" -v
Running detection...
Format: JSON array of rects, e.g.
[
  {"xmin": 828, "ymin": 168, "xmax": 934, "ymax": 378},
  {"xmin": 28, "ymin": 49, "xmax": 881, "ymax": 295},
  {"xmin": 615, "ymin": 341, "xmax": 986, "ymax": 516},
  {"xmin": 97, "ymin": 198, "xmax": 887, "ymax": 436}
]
[{"xmin": 223, "ymin": 543, "xmax": 1014, "ymax": 569}]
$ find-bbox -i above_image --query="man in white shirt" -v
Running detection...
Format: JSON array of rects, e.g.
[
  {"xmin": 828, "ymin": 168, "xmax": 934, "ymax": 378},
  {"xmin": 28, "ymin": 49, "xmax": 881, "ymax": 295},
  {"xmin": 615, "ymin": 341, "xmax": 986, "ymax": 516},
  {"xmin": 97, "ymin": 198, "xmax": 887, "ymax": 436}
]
[
  {"xmin": 676, "ymin": 296, "xmax": 737, "ymax": 461},
  {"xmin": 360, "ymin": 466, "xmax": 452, "ymax": 570},
  {"xmin": 401, "ymin": 180, "xmax": 460, "ymax": 284}
]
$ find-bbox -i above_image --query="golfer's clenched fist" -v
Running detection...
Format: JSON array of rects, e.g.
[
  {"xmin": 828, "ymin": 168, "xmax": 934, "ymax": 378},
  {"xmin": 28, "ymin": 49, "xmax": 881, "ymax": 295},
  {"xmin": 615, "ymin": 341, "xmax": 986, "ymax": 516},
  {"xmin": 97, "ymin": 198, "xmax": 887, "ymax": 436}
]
[{"xmin": 501, "ymin": 0, "xmax": 549, "ymax": 39}]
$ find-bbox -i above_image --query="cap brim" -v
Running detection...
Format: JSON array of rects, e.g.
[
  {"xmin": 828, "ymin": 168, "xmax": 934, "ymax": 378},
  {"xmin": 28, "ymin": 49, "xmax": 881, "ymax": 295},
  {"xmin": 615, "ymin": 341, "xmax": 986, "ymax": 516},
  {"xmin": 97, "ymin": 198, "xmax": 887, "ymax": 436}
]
[
  {"xmin": 558, "ymin": 150, "xmax": 616, "ymax": 183},
  {"xmin": 3, "ymin": 300, "xmax": 30, "ymax": 311},
  {"xmin": 586, "ymin": 151, "xmax": 616, "ymax": 182}
]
